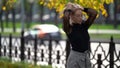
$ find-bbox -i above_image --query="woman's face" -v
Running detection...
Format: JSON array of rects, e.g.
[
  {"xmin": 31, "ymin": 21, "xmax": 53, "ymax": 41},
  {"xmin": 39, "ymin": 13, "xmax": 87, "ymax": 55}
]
[{"xmin": 71, "ymin": 9, "xmax": 83, "ymax": 24}]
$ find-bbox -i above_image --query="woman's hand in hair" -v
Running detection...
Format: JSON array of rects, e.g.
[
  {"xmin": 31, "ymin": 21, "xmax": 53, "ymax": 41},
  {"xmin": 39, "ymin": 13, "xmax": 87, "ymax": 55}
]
[
  {"xmin": 74, "ymin": 4, "xmax": 84, "ymax": 11},
  {"xmin": 65, "ymin": 2, "xmax": 74, "ymax": 10}
]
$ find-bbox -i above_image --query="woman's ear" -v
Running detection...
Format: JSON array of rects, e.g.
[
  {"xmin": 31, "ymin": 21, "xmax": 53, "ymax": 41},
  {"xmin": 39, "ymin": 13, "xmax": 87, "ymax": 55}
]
[{"xmin": 82, "ymin": 14, "xmax": 87, "ymax": 21}]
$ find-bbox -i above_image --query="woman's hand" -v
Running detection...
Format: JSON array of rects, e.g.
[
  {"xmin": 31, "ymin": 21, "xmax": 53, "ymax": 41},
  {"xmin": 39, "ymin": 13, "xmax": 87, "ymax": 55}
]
[
  {"xmin": 65, "ymin": 3, "xmax": 84, "ymax": 11},
  {"xmin": 65, "ymin": 2, "xmax": 75, "ymax": 10},
  {"xmin": 74, "ymin": 4, "xmax": 84, "ymax": 11}
]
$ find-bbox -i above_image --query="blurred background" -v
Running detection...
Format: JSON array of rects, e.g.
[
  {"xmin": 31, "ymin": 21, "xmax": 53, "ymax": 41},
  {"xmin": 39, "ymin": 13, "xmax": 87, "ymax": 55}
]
[
  {"xmin": 0, "ymin": 0, "xmax": 120, "ymax": 41},
  {"xmin": 0, "ymin": 0, "xmax": 120, "ymax": 68}
]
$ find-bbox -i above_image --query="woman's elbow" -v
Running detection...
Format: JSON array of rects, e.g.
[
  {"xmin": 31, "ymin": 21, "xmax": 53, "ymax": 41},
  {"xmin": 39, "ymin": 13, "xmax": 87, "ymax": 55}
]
[
  {"xmin": 94, "ymin": 10, "xmax": 98, "ymax": 17},
  {"xmin": 88, "ymin": 8, "xmax": 98, "ymax": 17}
]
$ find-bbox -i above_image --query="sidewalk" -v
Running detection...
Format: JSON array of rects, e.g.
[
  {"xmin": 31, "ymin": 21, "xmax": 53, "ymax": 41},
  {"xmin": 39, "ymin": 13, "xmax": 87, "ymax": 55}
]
[
  {"xmin": 60, "ymin": 29, "xmax": 120, "ymax": 34},
  {"xmin": 0, "ymin": 28, "xmax": 120, "ymax": 34},
  {"xmin": 88, "ymin": 29, "xmax": 120, "ymax": 34}
]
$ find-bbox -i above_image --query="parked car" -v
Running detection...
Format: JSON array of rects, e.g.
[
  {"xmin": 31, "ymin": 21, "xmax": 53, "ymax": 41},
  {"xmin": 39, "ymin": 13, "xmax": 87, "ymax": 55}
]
[{"xmin": 24, "ymin": 24, "xmax": 62, "ymax": 43}]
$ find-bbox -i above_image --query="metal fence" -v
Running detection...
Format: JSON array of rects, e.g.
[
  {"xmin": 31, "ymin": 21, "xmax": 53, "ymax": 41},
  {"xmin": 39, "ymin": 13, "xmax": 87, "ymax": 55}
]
[{"xmin": 0, "ymin": 32, "xmax": 120, "ymax": 68}]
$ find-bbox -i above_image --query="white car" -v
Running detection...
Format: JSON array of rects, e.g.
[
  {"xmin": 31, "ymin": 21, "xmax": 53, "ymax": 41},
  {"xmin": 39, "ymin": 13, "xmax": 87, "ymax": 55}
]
[{"xmin": 24, "ymin": 24, "xmax": 61, "ymax": 43}]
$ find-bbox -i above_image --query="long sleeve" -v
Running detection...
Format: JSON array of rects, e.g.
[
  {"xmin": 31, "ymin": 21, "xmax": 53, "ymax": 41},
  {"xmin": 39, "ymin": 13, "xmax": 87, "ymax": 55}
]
[{"xmin": 84, "ymin": 8, "xmax": 97, "ymax": 28}]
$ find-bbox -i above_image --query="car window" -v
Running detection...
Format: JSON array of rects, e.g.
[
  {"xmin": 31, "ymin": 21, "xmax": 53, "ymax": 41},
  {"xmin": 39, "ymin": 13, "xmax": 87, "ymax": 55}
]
[{"xmin": 33, "ymin": 28, "xmax": 41, "ymax": 30}]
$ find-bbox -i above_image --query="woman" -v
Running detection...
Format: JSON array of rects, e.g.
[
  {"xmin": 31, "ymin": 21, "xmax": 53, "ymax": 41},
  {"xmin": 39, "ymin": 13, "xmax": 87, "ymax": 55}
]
[{"xmin": 63, "ymin": 3, "xmax": 97, "ymax": 68}]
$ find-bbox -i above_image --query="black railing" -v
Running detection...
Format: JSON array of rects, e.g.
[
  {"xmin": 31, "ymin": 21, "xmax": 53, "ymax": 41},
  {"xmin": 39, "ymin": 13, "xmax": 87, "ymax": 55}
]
[{"xmin": 0, "ymin": 33, "xmax": 120, "ymax": 68}]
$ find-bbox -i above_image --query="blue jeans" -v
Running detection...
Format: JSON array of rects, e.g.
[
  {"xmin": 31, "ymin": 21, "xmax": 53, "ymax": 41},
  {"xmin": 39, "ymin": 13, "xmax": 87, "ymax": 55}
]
[{"xmin": 66, "ymin": 50, "xmax": 91, "ymax": 68}]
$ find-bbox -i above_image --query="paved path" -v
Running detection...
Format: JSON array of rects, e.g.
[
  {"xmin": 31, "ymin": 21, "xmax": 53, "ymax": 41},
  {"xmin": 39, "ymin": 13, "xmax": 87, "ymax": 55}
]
[
  {"xmin": 88, "ymin": 29, "xmax": 120, "ymax": 34},
  {"xmin": 60, "ymin": 29, "xmax": 120, "ymax": 34}
]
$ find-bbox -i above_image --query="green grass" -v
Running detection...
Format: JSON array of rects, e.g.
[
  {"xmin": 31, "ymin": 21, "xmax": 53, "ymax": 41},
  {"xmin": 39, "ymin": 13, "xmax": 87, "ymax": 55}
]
[
  {"xmin": 90, "ymin": 34, "xmax": 120, "ymax": 39},
  {"xmin": 2, "ymin": 22, "xmax": 59, "ymax": 28},
  {"xmin": 90, "ymin": 24, "xmax": 120, "ymax": 29},
  {"xmin": 2, "ymin": 22, "xmax": 37, "ymax": 28},
  {"xmin": 0, "ymin": 57, "xmax": 52, "ymax": 68},
  {"xmin": 1, "ymin": 22, "xmax": 120, "ymax": 29},
  {"xmin": 0, "ymin": 32, "xmax": 20, "ymax": 36},
  {"xmin": 58, "ymin": 23, "xmax": 120, "ymax": 29},
  {"xmin": 90, "ymin": 24, "xmax": 114, "ymax": 29}
]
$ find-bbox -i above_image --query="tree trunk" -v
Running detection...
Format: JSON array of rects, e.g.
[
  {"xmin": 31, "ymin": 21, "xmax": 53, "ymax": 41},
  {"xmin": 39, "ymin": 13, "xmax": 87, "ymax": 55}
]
[
  {"xmin": 5, "ymin": 10, "xmax": 9, "ymax": 27},
  {"xmin": 12, "ymin": 8, "xmax": 16, "ymax": 32},
  {"xmin": 26, "ymin": 3, "xmax": 33, "ymax": 30},
  {"xmin": 54, "ymin": 11, "xmax": 58, "ymax": 26},
  {"xmin": 40, "ymin": 5, "xmax": 44, "ymax": 24},
  {"xmin": 0, "ymin": 10, "xmax": 4, "ymax": 32},
  {"xmin": 114, "ymin": 0, "xmax": 117, "ymax": 29}
]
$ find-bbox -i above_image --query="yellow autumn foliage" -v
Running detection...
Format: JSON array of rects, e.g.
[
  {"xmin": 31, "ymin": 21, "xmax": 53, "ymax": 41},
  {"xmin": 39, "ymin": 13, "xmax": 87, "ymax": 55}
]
[
  {"xmin": 6, "ymin": 0, "xmax": 16, "ymax": 8},
  {"xmin": 4, "ymin": 0, "xmax": 114, "ymax": 17},
  {"xmin": 39, "ymin": 0, "xmax": 114, "ymax": 18}
]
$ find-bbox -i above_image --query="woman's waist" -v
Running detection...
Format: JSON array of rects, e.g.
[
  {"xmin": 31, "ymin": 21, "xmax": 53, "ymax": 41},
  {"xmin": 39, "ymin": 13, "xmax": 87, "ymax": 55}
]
[
  {"xmin": 71, "ymin": 49, "xmax": 89, "ymax": 56},
  {"xmin": 72, "ymin": 46, "xmax": 89, "ymax": 53}
]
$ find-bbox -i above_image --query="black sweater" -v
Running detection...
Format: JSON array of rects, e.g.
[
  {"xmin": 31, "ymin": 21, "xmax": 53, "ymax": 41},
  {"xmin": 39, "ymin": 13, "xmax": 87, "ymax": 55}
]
[
  {"xmin": 67, "ymin": 22, "xmax": 90, "ymax": 52},
  {"xmin": 66, "ymin": 8, "xmax": 97, "ymax": 52}
]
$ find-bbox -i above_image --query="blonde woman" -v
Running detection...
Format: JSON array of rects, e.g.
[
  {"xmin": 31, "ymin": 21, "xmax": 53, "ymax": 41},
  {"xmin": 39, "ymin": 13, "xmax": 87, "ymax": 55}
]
[{"xmin": 63, "ymin": 3, "xmax": 97, "ymax": 68}]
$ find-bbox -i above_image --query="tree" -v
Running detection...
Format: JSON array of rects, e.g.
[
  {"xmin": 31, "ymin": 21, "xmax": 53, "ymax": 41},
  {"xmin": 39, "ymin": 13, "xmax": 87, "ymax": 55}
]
[
  {"xmin": 39, "ymin": 0, "xmax": 114, "ymax": 18},
  {"xmin": 6, "ymin": 0, "xmax": 16, "ymax": 32},
  {"xmin": 0, "ymin": 0, "xmax": 16, "ymax": 32}
]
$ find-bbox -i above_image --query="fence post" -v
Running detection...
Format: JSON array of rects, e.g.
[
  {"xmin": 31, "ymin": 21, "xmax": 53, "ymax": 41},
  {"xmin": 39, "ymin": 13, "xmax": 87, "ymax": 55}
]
[
  {"xmin": 97, "ymin": 54, "xmax": 102, "ymax": 68},
  {"xmin": 15, "ymin": 47, "xmax": 17, "ymax": 57},
  {"xmin": 57, "ymin": 50, "xmax": 60, "ymax": 64},
  {"xmin": 28, "ymin": 48, "xmax": 30, "ymax": 59},
  {"xmin": 65, "ymin": 39, "xmax": 71, "ymax": 67},
  {"xmin": 41, "ymin": 49, "xmax": 44, "ymax": 61},
  {"xmin": 66, "ymin": 39, "xmax": 70, "ymax": 61},
  {"xmin": 4, "ymin": 46, "xmax": 6, "ymax": 56},
  {"xmin": 20, "ymin": 31, "xmax": 25, "ymax": 61},
  {"xmin": 34, "ymin": 35, "xmax": 37, "ymax": 65},
  {"xmin": 109, "ymin": 36, "xmax": 115, "ymax": 68},
  {"xmin": 0, "ymin": 34, "xmax": 1, "ymax": 56},
  {"xmin": 48, "ymin": 36, "xmax": 52, "ymax": 65},
  {"xmin": 9, "ymin": 34, "xmax": 12, "ymax": 61}
]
